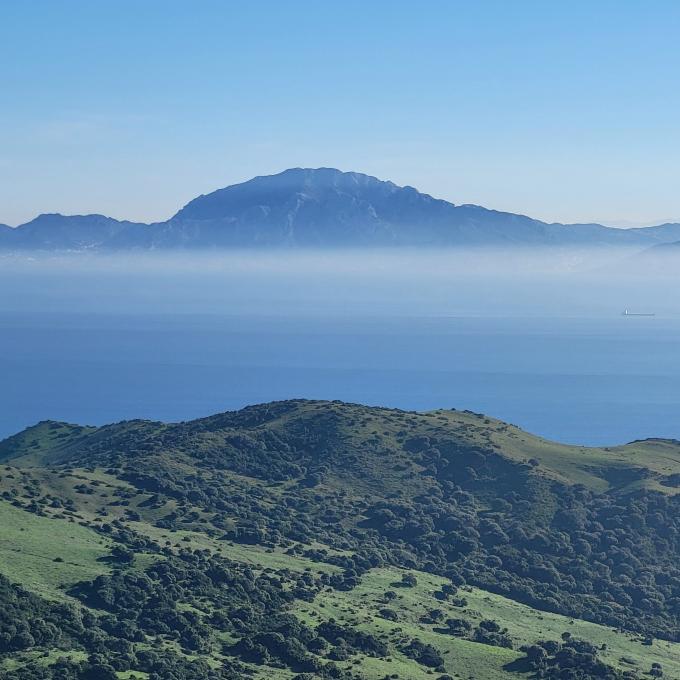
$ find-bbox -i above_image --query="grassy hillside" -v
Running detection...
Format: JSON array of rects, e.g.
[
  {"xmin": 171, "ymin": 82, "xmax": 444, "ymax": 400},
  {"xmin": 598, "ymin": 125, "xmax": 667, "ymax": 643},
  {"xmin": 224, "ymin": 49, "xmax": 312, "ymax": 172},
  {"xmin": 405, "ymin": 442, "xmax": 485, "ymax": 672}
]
[
  {"xmin": 0, "ymin": 501, "xmax": 111, "ymax": 600},
  {"xmin": 0, "ymin": 400, "xmax": 679, "ymax": 679}
]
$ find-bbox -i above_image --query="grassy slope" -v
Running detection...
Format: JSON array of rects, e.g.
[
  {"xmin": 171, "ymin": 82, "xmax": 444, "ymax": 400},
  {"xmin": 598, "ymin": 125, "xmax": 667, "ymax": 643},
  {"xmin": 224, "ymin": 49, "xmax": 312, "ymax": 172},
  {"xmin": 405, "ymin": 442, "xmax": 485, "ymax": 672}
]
[
  {"xmin": 419, "ymin": 408, "xmax": 680, "ymax": 494},
  {"xmin": 0, "ymin": 421, "xmax": 98, "ymax": 466},
  {"xmin": 295, "ymin": 566, "xmax": 680, "ymax": 680},
  {"xmin": 0, "ymin": 501, "xmax": 111, "ymax": 601},
  {"xmin": 130, "ymin": 521, "xmax": 342, "ymax": 575}
]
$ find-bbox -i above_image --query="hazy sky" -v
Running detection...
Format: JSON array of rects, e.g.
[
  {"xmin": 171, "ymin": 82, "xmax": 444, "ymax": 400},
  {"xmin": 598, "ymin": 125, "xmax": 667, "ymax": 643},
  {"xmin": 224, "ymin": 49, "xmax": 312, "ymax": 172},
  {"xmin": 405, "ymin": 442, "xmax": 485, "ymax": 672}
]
[{"xmin": 1, "ymin": 1, "xmax": 679, "ymax": 227}]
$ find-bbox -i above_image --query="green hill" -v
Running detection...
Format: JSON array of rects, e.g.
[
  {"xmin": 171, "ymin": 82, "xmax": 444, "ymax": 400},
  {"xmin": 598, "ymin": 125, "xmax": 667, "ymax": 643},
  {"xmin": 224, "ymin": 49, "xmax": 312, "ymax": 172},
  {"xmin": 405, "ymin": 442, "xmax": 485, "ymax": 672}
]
[{"xmin": 0, "ymin": 400, "xmax": 679, "ymax": 679}]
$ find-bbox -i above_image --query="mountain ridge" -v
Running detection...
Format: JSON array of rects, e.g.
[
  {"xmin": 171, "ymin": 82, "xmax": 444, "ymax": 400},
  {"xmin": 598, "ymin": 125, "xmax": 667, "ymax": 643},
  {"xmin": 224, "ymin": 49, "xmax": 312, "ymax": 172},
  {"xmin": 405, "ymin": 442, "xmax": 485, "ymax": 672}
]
[{"xmin": 3, "ymin": 167, "xmax": 680, "ymax": 250}]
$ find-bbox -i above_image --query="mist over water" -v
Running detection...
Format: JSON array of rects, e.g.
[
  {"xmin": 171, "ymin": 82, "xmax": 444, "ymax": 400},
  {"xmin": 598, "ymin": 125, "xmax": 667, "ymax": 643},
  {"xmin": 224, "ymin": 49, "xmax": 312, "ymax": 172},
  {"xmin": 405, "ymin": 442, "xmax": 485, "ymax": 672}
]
[{"xmin": 2, "ymin": 248, "xmax": 680, "ymax": 445}]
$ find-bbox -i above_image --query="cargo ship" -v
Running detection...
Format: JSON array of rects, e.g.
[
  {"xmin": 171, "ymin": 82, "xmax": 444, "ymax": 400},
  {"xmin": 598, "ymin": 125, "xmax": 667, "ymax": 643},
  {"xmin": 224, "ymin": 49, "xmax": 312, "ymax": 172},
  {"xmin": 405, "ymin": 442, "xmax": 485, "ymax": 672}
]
[{"xmin": 622, "ymin": 309, "xmax": 655, "ymax": 317}]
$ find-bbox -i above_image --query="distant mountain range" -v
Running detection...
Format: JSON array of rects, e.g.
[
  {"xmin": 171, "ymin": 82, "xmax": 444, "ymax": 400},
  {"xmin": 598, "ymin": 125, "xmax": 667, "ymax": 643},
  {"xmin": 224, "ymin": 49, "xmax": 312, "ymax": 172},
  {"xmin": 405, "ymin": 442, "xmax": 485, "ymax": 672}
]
[{"xmin": 3, "ymin": 167, "xmax": 680, "ymax": 250}]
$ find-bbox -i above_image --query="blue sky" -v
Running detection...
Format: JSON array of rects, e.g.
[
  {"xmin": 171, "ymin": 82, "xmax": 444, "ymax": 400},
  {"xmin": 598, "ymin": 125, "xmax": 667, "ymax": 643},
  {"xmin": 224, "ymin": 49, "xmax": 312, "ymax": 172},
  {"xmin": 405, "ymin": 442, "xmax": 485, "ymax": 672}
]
[{"xmin": 1, "ymin": 0, "xmax": 679, "ymax": 226}]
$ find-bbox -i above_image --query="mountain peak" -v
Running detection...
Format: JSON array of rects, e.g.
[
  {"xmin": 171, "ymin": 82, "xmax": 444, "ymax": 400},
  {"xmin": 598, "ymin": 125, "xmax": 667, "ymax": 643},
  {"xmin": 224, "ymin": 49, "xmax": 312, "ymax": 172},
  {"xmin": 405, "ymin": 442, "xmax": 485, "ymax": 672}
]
[
  {"xmin": 172, "ymin": 167, "xmax": 402, "ymax": 223},
  {"xmin": 252, "ymin": 166, "xmax": 394, "ymax": 186}
]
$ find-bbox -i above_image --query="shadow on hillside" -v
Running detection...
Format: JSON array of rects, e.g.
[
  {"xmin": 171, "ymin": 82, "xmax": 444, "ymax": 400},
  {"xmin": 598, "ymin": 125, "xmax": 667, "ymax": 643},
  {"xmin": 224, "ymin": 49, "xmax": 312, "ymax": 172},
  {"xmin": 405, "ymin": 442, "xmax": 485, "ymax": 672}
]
[{"xmin": 503, "ymin": 657, "xmax": 534, "ymax": 674}]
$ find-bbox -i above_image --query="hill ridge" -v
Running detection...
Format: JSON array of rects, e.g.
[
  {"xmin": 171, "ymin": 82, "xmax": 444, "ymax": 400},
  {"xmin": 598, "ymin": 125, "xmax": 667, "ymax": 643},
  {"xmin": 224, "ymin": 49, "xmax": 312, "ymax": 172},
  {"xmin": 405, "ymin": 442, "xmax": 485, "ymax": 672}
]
[{"xmin": 4, "ymin": 398, "xmax": 680, "ymax": 488}]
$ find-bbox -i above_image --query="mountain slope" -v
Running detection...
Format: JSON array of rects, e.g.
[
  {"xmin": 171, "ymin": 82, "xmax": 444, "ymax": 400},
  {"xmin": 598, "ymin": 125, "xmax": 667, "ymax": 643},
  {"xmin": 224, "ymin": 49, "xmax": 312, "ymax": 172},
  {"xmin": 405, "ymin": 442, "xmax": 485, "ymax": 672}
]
[
  {"xmin": 630, "ymin": 222, "xmax": 680, "ymax": 242},
  {"xmin": 0, "ymin": 224, "xmax": 12, "ymax": 247},
  {"xmin": 4, "ymin": 168, "xmax": 680, "ymax": 250},
  {"xmin": 0, "ymin": 400, "xmax": 679, "ymax": 679}
]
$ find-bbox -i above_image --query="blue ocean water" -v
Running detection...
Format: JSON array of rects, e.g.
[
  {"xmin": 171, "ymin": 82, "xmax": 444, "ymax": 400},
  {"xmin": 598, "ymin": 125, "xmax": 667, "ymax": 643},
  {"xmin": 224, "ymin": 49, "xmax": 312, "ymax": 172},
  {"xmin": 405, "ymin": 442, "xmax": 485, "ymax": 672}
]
[{"xmin": 1, "ymin": 310, "xmax": 679, "ymax": 446}]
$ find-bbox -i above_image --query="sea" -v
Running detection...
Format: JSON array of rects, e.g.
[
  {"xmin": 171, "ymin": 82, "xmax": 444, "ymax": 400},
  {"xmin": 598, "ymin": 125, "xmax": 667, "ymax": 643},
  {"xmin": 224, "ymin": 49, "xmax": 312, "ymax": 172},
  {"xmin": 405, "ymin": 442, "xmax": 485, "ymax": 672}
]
[{"xmin": 2, "ymin": 250, "xmax": 679, "ymax": 446}]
